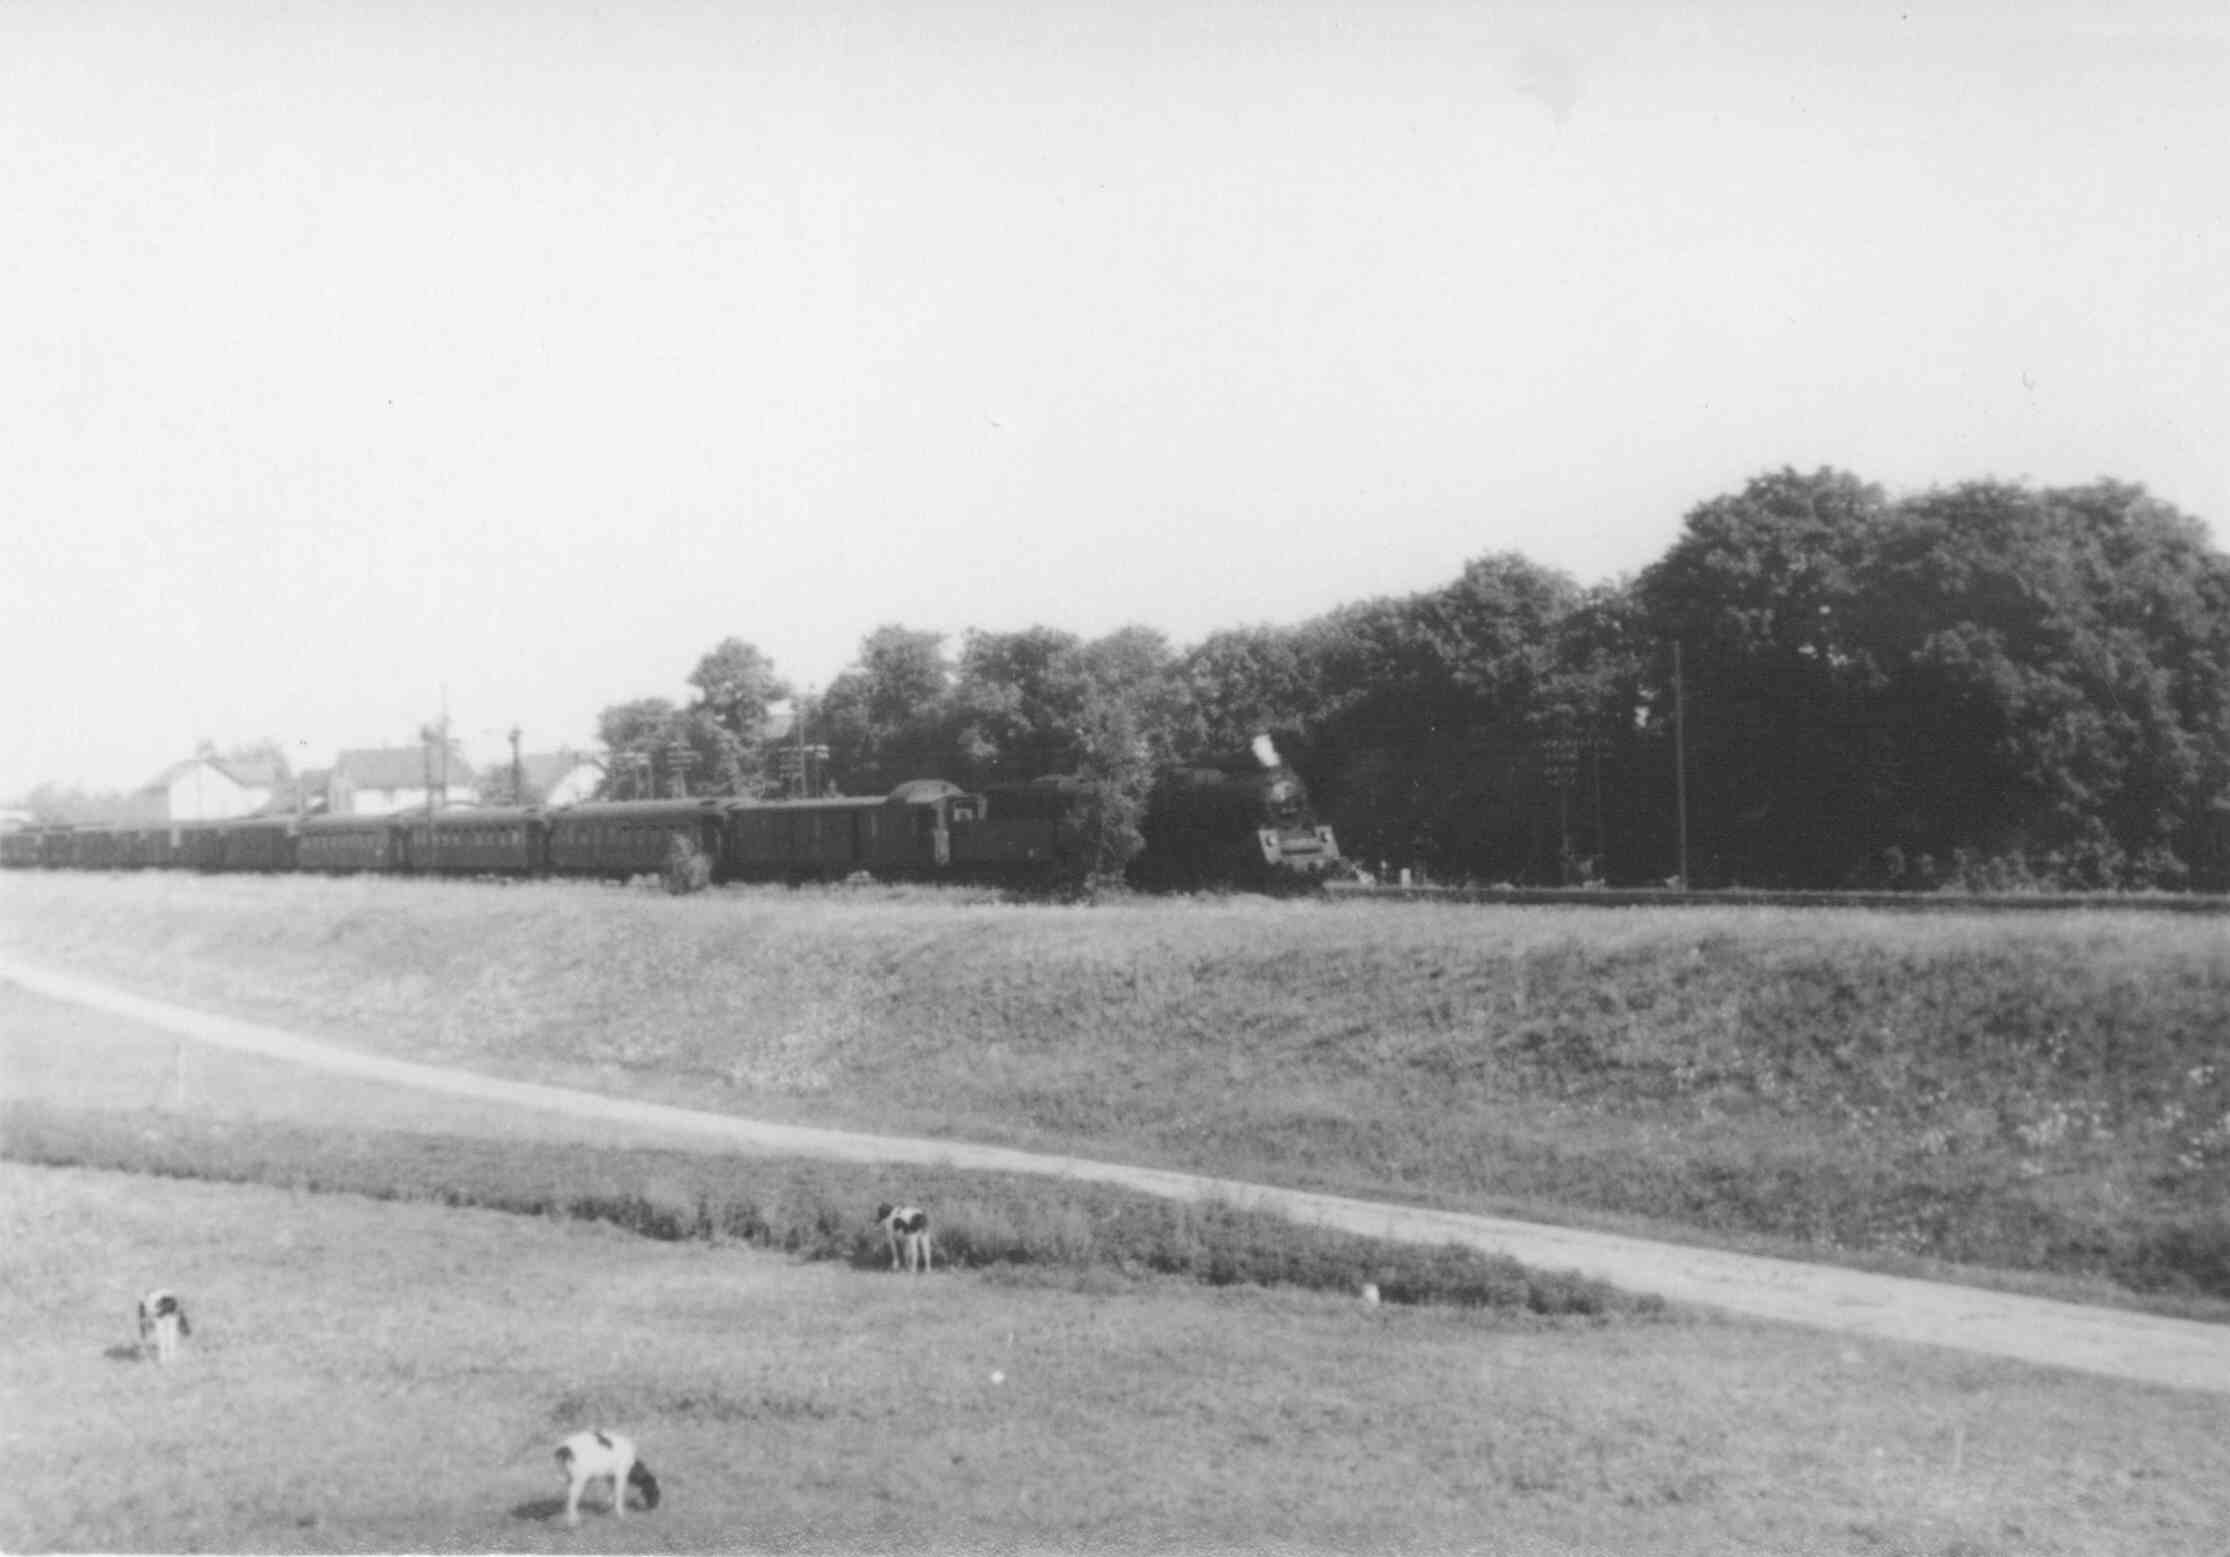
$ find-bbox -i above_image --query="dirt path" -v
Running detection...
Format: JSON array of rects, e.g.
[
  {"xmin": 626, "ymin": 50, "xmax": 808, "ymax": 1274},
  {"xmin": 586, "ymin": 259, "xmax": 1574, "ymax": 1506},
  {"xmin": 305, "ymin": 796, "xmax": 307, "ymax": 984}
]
[{"xmin": 7, "ymin": 954, "xmax": 2228, "ymax": 1396}]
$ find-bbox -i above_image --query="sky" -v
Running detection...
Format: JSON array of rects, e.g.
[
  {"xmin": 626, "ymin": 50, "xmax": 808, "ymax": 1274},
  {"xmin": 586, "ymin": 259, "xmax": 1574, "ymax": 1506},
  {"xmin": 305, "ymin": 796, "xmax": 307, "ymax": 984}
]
[{"xmin": 4, "ymin": 0, "xmax": 2225, "ymax": 797}]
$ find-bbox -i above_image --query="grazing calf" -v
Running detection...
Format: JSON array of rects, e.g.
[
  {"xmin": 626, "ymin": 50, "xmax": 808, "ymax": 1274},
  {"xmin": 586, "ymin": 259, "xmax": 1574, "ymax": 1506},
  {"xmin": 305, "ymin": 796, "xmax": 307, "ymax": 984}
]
[
  {"xmin": 554, "ymin": 1430, "xmax": 660, "ymax": 1526},
  {"xmin": 136, "ymin": 1289, "xmax": 190, "ymax": 1364},
  {"xmin": 875, "ymin": 1202, "xmax": 933, "ymax": 1274}
]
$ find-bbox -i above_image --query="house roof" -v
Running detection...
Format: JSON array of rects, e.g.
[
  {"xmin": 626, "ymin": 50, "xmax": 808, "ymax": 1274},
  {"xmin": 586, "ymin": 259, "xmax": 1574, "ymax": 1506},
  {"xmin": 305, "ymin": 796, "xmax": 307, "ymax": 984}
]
[
  {"xmin": 221, "ymin": 757, "xmax": 285, "ymax": 788},
  {"xmin": 333, "ymin": 745, "xmax": 478, "ymax": 791},
  {"xmin": 138, "ymin": 756, "xmax": 283, "ymax": 793}
]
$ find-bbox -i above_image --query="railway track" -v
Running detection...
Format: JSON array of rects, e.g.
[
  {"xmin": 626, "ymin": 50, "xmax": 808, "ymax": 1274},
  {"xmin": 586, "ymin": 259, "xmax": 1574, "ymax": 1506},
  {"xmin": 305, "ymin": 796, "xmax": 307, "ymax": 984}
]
[{"xmin": 1325, "ymin": 881, "xmax": 2230, "ymax": 915}]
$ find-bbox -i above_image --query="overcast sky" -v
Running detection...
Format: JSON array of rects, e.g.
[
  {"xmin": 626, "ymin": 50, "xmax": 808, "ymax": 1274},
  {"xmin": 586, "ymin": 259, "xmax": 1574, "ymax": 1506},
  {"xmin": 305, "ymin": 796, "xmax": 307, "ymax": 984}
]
[{"xmin": 4, "ymin": 0, "xmax": 2225, "ymax": 797}]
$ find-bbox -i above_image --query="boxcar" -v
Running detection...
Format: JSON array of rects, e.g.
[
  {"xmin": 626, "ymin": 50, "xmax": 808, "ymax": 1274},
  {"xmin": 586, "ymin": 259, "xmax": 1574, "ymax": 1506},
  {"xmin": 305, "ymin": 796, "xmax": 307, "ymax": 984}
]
[
  {"xmin": 297, "ymin": 814, "xmax": 401, "ymax": 873},
  {"xmin": 866, "ymin": 780, "xmax": 974, "ymax": 875},
  {"xmin": 721, "ymin": 795, "xmax": 891, "ymax": 881},
  {"xmin": 953, "ymin": 777, "xmax": 1086, "ymax": 880},
  {"xmin": 69, "ymin": 826, "xmax": 127, "ymax": 870},
  {"xmin": 403, "ymin": 807, "xmax": 546, "ymax": 875},
  {"xmin": 0, "ymin": 826, "xmax": 40, "ymax": 869},
  {"xmin": 116, "ymin": 825, "xmax": 176, "ymax": 868},
  {"xmin": 171, "ymin": 822, "xmax": 225, "ymax": 871},
  {"xmin": 544, "ymin": 799, "xmax": 724, "ymax": 879},
  {"xmin": 216, "ymin": 817, "xmax": 299, "ymax": 872}
]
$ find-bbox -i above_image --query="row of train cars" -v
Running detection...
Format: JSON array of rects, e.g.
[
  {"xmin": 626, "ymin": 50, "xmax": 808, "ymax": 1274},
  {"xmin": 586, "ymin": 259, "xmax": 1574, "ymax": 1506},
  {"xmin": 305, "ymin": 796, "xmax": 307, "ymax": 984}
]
[{"xmin": 0, "ymin": 754, "xmax": 1345, "ymax": 892}]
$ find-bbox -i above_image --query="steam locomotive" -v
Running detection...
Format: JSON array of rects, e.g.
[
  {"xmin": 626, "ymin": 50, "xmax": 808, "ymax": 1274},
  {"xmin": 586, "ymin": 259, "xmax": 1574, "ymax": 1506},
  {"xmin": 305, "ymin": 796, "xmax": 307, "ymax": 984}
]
[
  {"xmin": 1, "ymin": 748, "xmax": 1343, "ymax": 891},
  {"xmin": 1132, "ymin": 735, "xmax": 1342, "ymax": 890}
]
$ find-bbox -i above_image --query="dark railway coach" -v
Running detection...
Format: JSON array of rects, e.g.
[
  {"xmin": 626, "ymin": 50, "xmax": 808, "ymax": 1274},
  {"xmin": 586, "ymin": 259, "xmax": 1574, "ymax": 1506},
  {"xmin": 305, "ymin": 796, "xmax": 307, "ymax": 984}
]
[
  {"xmin": 3, "ymin": 733, "xmax": 1343, "ymax": 892},
  {"xmin": 544, "ymin": 799, "xmax": 723, "ymax": 880}
]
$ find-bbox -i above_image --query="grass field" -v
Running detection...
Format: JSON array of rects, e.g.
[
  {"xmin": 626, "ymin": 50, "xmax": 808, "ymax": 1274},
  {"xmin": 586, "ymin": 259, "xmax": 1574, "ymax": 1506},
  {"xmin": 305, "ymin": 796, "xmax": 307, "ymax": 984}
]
[
  {"xmin": 5, "ymin": 873, "xmax": 2227, "ymax": 1309},
  {"xmin": 9, "ymin": 1162, "xmax": 2229, "ymax": 1555}
]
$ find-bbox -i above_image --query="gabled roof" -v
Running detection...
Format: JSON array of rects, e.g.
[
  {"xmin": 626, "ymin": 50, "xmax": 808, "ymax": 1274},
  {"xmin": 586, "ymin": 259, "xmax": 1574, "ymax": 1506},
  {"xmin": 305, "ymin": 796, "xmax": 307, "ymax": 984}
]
[
  {"xmin": 333, "ymin": 745, "xmax": 477, "ymax": 791},
  {"xmin": 220, "ymin": 757, "xmax": 285, "ymax": 788},
  {"xmin": 138, "ymin": 756, "xmax": 282, "ymax": 794}
]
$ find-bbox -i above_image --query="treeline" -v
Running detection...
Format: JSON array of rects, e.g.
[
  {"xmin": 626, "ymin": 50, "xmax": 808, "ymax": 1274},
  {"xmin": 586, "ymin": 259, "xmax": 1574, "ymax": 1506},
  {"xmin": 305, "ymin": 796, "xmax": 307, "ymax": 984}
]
[{"xmin": 601, "ymin": 469, "xmax": 2230, "ymax": 892}]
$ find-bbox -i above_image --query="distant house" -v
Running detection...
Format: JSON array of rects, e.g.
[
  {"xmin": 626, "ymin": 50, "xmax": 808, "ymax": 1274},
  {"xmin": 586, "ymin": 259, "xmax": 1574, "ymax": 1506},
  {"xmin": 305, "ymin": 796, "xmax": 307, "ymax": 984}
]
[
  {"xmin": 328, "ymin": 745, "xmax": 477, "ymax": 817},
  {"xmin": 134, "ymin": 756, "xmax": 280, "ymax": 822}
]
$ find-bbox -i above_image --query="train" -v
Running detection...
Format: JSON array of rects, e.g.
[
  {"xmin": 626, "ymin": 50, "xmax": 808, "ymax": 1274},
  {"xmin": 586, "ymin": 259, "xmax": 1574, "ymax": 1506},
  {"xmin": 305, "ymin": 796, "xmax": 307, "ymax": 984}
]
[{"xmin": 0, "ymin": 750, "xmax": 1344, "ymax": 892}]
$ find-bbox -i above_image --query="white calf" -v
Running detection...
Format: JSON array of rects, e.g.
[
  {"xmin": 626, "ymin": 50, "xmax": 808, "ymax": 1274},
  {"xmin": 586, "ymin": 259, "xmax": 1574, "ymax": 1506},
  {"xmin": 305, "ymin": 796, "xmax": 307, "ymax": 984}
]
[
  {"xmin": 875, "ymin": 1203, "xmax": 933, "ymax": 1273},
  {"xmin": 555, "ymin": 1430, "xmax": 660, "ymax": 1526},
  {"xmin": 136, "ymin": 1289, "xmax": 190, "ymax": 1364}
]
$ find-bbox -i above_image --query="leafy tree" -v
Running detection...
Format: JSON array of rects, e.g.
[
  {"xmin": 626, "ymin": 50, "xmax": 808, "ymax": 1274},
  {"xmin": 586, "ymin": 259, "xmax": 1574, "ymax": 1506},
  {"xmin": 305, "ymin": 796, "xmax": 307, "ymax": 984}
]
[
  {"xmin": 1064, "ymin": 626, "xmax": 1186, "ymax": 878},
  {"xmin": 593, "ymin": 640, "xmax": 793, "ymax": 800},
  {"xmin": 1635, "ymin": 468, "xmax": 1894, "ymax": 885},
  {"xmin": 17, "ymin": 781, "xmax": 136, "ymax": 825},
  {"xmin": 596, "ymin": 697, "xmax": 673, "ymax": 798},
  {"xmin": 1533, "ymin": 581, "xmax": 1648, "ymax": 883},
  {"xmin": 949, "ymin": 626, "xmax": 1091, "ymax": 784},
  {"xmin": 818, "ymin": 626, "xmax": 955, "ymax": 792},
  {"xmin": 1175, "ymin": 625, "xmax": 1318, "ymax": 756},
  {"xmin": 689, "ymin": 638, "xmax": 789, "ymax": 794},
  {"xmin": 943, "ymin": 624, "xmax": 1183, "ymax": 879},
  {"xmin": 688, "ymin": 638, "xmax": 789, "ymax": 743},
  {"xmin": 1855, "ymin": 480, "xmax": 2227, "ymax": 887},
  {"xmin": 1303, "ymin": 553, "xmax": 1585, "ymax": 881}
]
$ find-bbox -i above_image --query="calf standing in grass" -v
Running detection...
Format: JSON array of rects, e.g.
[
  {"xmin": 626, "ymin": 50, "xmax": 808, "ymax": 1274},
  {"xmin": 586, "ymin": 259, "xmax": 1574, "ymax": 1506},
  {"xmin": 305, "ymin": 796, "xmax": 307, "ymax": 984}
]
[
  {"xmin": 875, "ymin": 1203, "xmax": 933, "ymax": 1273},
  {"xmin": 555, "ymin": 1430, "xmax": 660, "ymax": 1526},
  {"xmin": 136, "ymin": 1289, "xmax": 190, "ymax": 1364}
]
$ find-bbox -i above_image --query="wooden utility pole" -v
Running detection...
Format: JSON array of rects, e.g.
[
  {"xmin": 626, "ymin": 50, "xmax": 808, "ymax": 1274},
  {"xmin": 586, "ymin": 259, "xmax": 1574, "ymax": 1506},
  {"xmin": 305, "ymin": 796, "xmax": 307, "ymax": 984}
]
[
  {"xmin": 1673, "ymin": 639, "xmax": 1689, "ymax": 889},
  {"xmin": 510, "ymin": 725, "xmax": 523, "ymax": 803},
  {"xmin": 438, "ymin": 683, "xmax": 450, "ymax": 810}
]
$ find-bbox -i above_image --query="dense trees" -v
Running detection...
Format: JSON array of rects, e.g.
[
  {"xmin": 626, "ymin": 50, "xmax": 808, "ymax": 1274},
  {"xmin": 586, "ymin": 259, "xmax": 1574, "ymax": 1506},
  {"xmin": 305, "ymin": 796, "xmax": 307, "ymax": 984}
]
[
  {"xmin": 581, "ymin": 469, "xmax": 2228, "ymax": 891},
  {"xmin": 19, "ymin": 462, "xmax": 2215, "ymax": 894},
  {"xmin": 1630, "ymin": 471, "xmax": 2230, "ymax": 888}
]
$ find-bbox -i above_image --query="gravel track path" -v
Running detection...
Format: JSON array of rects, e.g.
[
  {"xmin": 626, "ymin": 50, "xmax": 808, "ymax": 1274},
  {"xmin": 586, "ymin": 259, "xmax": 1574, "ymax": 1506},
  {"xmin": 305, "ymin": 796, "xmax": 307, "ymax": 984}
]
[{"xmin": 6, "ymin": 953, "xmax": 2226, "ymax": 1396}]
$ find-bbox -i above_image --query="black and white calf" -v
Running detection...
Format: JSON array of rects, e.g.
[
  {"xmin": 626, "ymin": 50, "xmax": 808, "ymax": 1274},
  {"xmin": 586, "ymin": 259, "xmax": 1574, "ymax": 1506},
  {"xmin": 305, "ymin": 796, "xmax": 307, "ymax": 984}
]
[
  {"xmin": 874, "ymin": 1203, "xmax": 933, "ymax": 1273},
  {"xmin": 136, "ymin": 1289, "xmax": 191, "ymax": 1364},
  {"xmin": 554, "ymin": 1430, "xmax": 660, "ymax": 1526}
]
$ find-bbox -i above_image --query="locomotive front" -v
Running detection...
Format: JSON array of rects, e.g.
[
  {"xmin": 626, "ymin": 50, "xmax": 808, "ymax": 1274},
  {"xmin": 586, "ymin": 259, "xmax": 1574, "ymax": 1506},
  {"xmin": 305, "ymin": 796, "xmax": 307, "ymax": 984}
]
[{"xmin": 1133, "ymin": 734, "xmax": 1342, "ymax": 890}]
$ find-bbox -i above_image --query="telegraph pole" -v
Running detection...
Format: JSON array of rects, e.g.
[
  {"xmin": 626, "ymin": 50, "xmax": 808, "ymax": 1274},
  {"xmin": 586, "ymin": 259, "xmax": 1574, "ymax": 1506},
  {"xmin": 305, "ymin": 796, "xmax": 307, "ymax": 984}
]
[
  {"xmin": 510, "ymin": 725, "xmax": 523, "ymax": 804},
  {"xmin": 1673, "ymin": 639, "xmax": 1689, "ymax": 889},
  {"xmin": 422, "ymin": 721, "xmax": 436, "ymax": 872}
]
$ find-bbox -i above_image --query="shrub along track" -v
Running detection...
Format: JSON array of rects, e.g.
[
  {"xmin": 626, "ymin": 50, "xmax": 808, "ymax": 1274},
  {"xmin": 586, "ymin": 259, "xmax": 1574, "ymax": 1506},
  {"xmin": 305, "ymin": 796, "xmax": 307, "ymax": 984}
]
[{"xmin": 5, "ymin": 952, "xmax": 2227, "ymax": 1396}]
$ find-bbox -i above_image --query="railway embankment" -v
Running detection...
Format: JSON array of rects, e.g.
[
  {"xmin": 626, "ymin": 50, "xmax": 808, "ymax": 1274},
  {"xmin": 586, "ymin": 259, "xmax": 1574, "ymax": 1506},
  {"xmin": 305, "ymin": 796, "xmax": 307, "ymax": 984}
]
[{"xmin": 4, "ymin": 870, "xmax": 2228, "ymax": 1315}]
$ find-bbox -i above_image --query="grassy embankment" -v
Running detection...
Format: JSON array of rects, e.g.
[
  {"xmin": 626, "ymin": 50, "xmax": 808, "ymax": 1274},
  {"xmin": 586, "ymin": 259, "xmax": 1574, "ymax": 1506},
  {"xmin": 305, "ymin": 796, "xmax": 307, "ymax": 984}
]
[
  {"xmin": 0, "ymin": 1099, "xmax": 1631, "ymax": 1317},
  {"xmin": 5, "ymin": 872, "xmax": 2227, "ymax": 1308},
  {"xmin": 11, "ymin": 1162, "xmax": 2229, "ymax": 1555}
]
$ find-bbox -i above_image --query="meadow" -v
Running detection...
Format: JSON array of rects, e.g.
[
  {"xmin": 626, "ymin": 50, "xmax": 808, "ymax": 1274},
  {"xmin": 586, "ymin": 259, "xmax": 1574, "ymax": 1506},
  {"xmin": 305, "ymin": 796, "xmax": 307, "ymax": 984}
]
[
  {"xmin": 8, "ymin": 1162, "xmax": 2229, "ymax": 1555},
  {"xmin": 4, "ymin": 872, "xmax": 2227, "ymax": 1309},
  {"xmin": 8, "ymin": 875, "xmax": 2230, "ymax": 1552}
]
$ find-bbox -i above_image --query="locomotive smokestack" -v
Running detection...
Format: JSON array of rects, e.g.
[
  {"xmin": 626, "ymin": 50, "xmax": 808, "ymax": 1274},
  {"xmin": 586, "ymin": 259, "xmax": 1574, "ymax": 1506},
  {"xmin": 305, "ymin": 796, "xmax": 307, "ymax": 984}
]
[{"xmin": 1251, "ymin": 733, "xmax": 1282, "ymax": 770}]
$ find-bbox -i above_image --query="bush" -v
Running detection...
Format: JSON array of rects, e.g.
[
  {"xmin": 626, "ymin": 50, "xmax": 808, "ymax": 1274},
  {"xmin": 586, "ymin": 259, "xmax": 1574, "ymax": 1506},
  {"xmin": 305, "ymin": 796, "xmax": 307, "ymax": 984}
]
[{"xmin": 662, "ymin": 835, "xmax": 712, "ymax": 895}]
